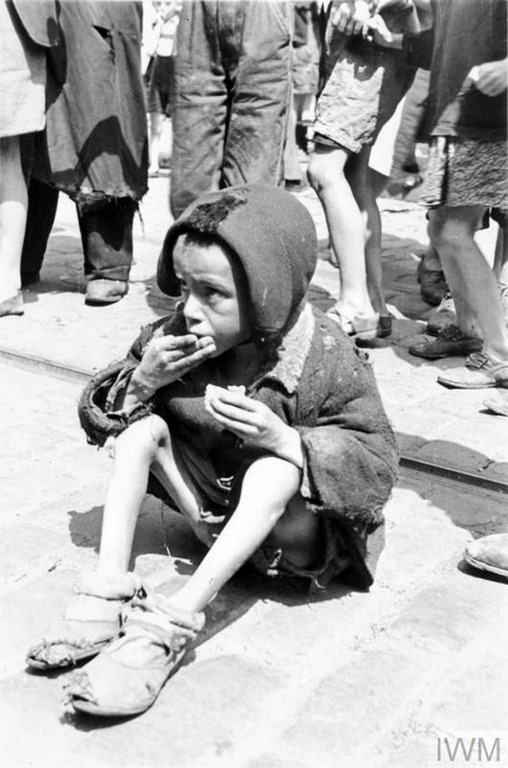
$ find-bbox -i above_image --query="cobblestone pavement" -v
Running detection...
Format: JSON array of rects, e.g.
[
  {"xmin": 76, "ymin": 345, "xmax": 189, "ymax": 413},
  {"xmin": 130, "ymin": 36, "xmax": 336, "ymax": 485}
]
[{"xmin": 1, "ymin": 178, "xmax": 507, "ymax": 768}]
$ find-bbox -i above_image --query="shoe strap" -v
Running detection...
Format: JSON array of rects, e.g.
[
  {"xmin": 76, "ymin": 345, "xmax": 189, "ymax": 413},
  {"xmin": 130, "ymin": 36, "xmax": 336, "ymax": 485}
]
[
  {"xmin": 125, "ymin": 593, "xmax": 205, "ymax": 634},
  {"xmin": 466, "ymin": 352, "xmax": 490, "ymax": 370},
  {"xmin": 77, "ymin": 571, "xmax": 145, "ymax": 600},
  {"xmin": 439, "ymin": 325, "xmax": 468, "ymax": 341}
]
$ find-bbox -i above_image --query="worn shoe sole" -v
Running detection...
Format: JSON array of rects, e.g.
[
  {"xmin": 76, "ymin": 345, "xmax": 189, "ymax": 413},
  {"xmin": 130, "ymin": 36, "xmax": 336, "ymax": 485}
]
[
  {"xmin": 409, "ymin": 339, "xmax": 482, "ymax": 360},
  {"xmin": 85, "ymin": 280, "xmax": 129, "ymax": 306},
  {"xmin": 26, "ymin": 639, "xmax": 111, "ymax": 671},
  {"xmin": 463, "ymin": 550, "xmax": 508, "ymax": 578}
]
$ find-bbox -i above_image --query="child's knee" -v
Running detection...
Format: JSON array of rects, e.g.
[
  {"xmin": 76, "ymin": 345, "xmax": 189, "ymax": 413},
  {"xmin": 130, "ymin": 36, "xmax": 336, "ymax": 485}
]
[
  {"xmin": 115, "ymin": 415, "xmax": 169, "ymax": 459},
  {"xmin": 307, "ymin": 151, "xmax": 338, "ymax": 191}
]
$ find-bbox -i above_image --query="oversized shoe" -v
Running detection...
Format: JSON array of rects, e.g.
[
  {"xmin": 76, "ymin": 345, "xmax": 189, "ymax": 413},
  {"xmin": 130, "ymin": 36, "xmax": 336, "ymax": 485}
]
[
  {"xmin": 66, "ymin": 593, "xmax": 205, "ymax": 717},
  {"xmin": 26, "ymin": 572, "xmax": 144, "ymax": 671}
]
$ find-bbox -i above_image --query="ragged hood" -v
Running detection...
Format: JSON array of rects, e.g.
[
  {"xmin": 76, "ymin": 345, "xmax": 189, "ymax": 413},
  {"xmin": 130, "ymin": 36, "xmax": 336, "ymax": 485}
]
[{"xmin": 157, "ymin": 184, "xmax": 318, "ymax": 343}]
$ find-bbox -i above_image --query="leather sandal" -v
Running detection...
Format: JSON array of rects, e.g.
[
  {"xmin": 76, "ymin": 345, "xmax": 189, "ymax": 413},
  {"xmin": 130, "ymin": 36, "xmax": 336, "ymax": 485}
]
[
  {"xmin": 326, "ymin": 306, "xmax": 380, "ymax": 340},
  {"xmin": 26, "ymin": 572, "xmax": 144, "ymax": 671},
  {"xmin": 66, "ymin": 593, "xmax": 205, "ymax": 717},
  {"xmin": 85, "ymin": 279, "xmax": 128, "ymax": 306}
]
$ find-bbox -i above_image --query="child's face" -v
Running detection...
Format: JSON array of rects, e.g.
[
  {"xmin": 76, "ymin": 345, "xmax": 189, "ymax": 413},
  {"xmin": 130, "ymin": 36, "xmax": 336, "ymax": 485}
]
[{"xmin": 173, "ymin": 237, "xmax": 252, "ymax": 357}]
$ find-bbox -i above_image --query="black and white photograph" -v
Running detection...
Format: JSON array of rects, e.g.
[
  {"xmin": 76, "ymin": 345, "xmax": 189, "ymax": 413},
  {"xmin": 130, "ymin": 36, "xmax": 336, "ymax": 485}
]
[{"xmin": 0, "ymin": 0, "xmax": 507, "ymax": 766}]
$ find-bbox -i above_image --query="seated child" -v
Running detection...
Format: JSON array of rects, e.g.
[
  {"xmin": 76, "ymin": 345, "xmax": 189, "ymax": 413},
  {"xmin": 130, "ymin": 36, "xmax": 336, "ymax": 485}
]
[{"xmin": 27, "ymin": 184, "xmax": 398, "ymax": 718}]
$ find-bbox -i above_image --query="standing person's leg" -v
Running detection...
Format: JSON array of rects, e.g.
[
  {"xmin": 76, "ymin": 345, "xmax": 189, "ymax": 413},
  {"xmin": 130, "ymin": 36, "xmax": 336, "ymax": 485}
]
[
  {"xmin": 20, "ymin": 177, "xmax": 59, "ymax": 286},
  {"xmin": 79, "ymin": 198, "xmax": 136, "ymax": 306},
  {"xmin": 170, "ymin": 0, "xmax": 228, "ymax": 218},
  {"xmin": 429, "ymin": 206, "xmax": 508, "ymax": 387},
  {"xmin": 148, "ymin": 111, "xmax": 164, "ymax": 176},
  {"xmin": 221, "ymin": 0, "xmax": 291, "ymax": 189},
  {"xmin": 308, "ymin": 143, "xmax": 377, "ymax": 332},
  {"xmin": 0, "ymin": 136, "xmax": 27, "ymax": 314},
  {"xmin": 493, "ymin": 215, "xmax": 508, "ymax": 325},
  {"xmin": 348, "ymin": 146, "xmax": 388, "ymax": 318},
  {"xmin": 284, "ymin": 94, "xmax": 304, "ymax": 187}
]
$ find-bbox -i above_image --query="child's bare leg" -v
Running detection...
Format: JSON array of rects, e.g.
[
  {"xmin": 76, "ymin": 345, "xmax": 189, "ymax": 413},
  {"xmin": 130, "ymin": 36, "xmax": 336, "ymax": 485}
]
[
  {"xmin": 97, "ymin": 415, "xmax": 205, "ymax": 578},
  {"xmin": 168, "ymin": 456, "xmax": 321, "ymax": 613},
  {"xmin": 64, "ymin": 457, "xmax": 321, "ymax": 713},
  {"xmin": 349, "ymin": 152, "xmax": 387, "ymax": 316},
  {"xmin": 308, "ymin": 144, "xmax": 375, "ymax": 317}
]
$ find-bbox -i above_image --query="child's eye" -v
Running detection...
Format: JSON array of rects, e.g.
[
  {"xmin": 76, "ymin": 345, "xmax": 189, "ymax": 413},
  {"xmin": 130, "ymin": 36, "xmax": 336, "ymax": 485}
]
[{"xmin": 202, "ymin": 285, "xmax": 225, "ymax": 300}]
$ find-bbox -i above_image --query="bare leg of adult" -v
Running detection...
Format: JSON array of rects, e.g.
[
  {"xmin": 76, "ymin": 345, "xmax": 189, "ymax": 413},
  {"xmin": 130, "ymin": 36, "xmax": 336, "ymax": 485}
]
[
  {"xmin": 429, "ymin": 206, "xmax": 508, "ymax": 362},
  {"xmin": 0, "ymin": 135, "xmax": 27, "ymax": 313},
  {"xmin": 308, "ymin": 144, "xmax": 375, "ymax": 327}
]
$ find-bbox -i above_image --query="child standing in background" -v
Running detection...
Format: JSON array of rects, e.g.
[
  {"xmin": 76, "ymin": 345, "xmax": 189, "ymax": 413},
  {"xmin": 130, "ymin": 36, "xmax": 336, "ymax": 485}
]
[{"xmin": 143, "ymin": 0, "xmax": 182, "ymax": 176}]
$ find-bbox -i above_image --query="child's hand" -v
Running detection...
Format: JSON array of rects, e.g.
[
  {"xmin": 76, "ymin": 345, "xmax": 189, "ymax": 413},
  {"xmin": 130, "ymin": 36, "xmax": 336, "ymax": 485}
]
[
  {"xmin": 331, "ymin": 1, "xmax": 372, "ymax": 35},
  {"xmin": 204, "ymin": 385, "xmax": 304, "ymax": 468},
  {"xmin": 470, "ymin": 59, "xmax": 508, "ymax": 97},
  {"xmin": 131, "ymin": 334, "xmax": 216, "ymax": 399},
  {"xmin": 364, "ymin": 14, "xmax": 402, "ymax": 47}
]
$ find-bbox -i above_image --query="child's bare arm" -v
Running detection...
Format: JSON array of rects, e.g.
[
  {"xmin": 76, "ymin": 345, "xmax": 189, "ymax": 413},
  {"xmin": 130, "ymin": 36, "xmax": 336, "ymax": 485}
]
[
  {"xmin": 122, "ymin": 334, "xmax": 216, "ymax": 410},
  {"xmin": 204, "ymin": 385, "xmax": 304, "ymax": 469}
]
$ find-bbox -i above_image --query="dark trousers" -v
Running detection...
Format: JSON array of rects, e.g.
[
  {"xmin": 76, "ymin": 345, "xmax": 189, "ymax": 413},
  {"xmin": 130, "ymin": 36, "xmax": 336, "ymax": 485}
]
[
  {"xmin": 21, "ymin": 179, "xmax": 135, "ymax": 284},
  {"xmin": 170, "ymin": 0, "xmax": 291, "ymax": 218}
]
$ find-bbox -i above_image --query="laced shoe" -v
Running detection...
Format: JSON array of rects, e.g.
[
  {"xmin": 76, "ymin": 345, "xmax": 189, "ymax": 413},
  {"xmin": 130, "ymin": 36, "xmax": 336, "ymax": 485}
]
[
  {"xmin": 426, "ymin": 292, "xmax": 457, "ymax": 336},
  {"xmin": 409, "ymin": 325, "xmax": 482, "ymax": 360}
]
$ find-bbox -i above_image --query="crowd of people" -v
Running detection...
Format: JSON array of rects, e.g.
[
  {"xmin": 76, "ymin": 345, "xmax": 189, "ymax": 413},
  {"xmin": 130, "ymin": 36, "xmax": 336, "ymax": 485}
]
[{"xmin": 1, "ymin": 0, "xmax": 506, "ymax": 721}]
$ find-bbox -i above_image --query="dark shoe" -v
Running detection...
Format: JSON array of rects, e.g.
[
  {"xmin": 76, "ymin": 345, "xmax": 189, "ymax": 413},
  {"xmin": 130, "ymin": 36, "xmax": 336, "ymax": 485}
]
[
  {"xmin": 0, "ymin": 290, "xmax": 24, "ymax": 317},
  {"xmin": 426, "ymin": 293, "xmax": 457, "ymax": 336},
  {"xmin": 85, "ymin": 279, "xmax": 128, "ymax": 306},
  {"xmin": 417, "ymin": 259, "xmax": 448, "ymax": 306},
  {"xmin": 437, "ymin": 352, "xmax": 508, "ymax": 389},
  {"xmin": 409, "ymin": 325, "xmax": 482, "ymax": 360},
  {"xmin": 66, "ymin": 594, "xmax": 205, "ymax": 717}
]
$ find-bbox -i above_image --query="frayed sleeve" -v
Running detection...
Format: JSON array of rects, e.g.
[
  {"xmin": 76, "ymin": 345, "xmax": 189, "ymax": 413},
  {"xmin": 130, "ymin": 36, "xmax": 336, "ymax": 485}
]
[{"xmin": 295, "ymin": 423, "xmax": 397, "ymax": 530}]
